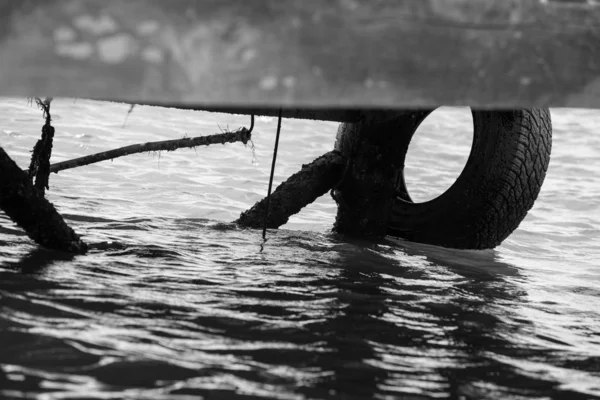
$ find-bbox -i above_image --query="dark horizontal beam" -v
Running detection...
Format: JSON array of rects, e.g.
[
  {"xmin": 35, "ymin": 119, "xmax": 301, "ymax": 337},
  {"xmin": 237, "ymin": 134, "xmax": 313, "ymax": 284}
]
[
  {"xmin": 1, "ymin": 0, "xmax": 600, "ymax": 109},
  {"xmin": 152, "ymin": 105, "xmax": 363, "ymax": 123}
]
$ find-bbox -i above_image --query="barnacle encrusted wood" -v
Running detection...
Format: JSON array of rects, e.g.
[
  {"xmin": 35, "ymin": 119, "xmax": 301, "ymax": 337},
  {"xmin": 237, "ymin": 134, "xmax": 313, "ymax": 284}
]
[
  {"xmin": 0, "ymin": 148, "xmax": 88, "ymax": 253},
  {"xmin": 44, "ymin": 128, "xmax": 252, "ymax": 174},
  {"xmin": 27, "ymin": 97, "xmax": 55, "ymax": 194},
  {"xmin": 236, "ymin": 151, "xmax": 345, "ymax": 229}
]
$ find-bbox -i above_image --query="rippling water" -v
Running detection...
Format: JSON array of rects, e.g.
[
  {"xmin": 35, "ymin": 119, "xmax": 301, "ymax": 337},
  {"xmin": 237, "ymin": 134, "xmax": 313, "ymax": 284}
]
[{"xmin": 1, "ymin": 99, "xmax": 599, "ymax": 399}]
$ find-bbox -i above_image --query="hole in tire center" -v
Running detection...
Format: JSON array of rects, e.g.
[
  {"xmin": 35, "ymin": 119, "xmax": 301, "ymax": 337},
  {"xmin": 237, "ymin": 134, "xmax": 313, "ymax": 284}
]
[{"xmin": 404, "ymin": 107, "xmax": 473, "ymax": 203}]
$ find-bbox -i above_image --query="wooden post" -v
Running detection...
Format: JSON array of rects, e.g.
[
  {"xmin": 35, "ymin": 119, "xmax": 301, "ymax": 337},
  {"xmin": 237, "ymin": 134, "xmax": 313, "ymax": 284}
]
[
  {"xmin": 235, "ymin": 111, "xmax": 434, "ymax": 236},
  {"xmin": 332, "ymin": 111, "xmax": 432, "ymax": 237},
  {"xmin": 0, "ymin": 147, "xmax": 87, "ymax": 253},
  {"xmin": 28, "ymin": 97, "xmax": 54, "ymax": 194}
]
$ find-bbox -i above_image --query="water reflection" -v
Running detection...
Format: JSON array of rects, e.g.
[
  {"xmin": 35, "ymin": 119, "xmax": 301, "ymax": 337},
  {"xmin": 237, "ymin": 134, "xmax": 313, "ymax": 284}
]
[
  {"xmin": 172, "ymin": 235, "xmax": 534, "ymax": 398},
  {"xmin": 1, "ymin": 100, "xmax": 599, "ymax": 399},
  {"xmin": 302, "ymin": 246, "xmax": 395, "ymax": 399},
  {"xmin": 303, "ymin": 239, "xmax": 596, "ymax": 399},
  {"xmin": 300, "ymin": 240, "xmax": 499, "ymax": 398},
  {"xmin": 0, "ymin": 228, "xmax": 598, "ymax": 398},
  {"xmin": 9, "ymin": 248, "xmax": 74, "ymax": 274}
]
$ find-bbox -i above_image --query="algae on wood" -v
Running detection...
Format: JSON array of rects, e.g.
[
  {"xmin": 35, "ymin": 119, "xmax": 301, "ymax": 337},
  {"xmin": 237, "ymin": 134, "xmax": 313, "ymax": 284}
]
[
  {"xmin": 45, "ymin": 128, "xmax": 252, "ymax": 174},
  {"xmin": 27, "ymin": 97, "xmax": 55, "ymax": 194},
  {"xmin": 0, "ymin": 147, "xmax": 87, "ymax": 253},
  {"xmin": 236, "ymin": 151, "xmax": 344, "ymax": 229},
  {"xmin": 332, "ymin": 111, "xmax": 432, "ymax": 237}
]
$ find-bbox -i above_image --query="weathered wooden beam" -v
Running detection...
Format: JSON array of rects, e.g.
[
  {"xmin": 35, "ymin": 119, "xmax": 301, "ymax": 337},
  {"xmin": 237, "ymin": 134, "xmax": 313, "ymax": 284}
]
[
  {"xmin": 1, "ymin": 0, "xmax": 600, "ymax": 109},
  {"xmin": 44, "ymin": 128, "xmax": 251, "ymax": 174},
  {"xmin": 236, "ymin": 151, "xmax": 345, "ymax": 229},
  {"xmin": 0, "ymin": 147, "xmax": 87, "ymax": 253},
  {"xmin": 27, "ymin": 97, "xmax": 55, "ymax": 195}
]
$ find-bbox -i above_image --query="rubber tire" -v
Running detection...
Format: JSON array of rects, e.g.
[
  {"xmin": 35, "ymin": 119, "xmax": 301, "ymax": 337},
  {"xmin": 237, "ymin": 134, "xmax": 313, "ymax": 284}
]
[{"xmin": 388, "ymin": 109, "xmax": 552, "ymax": 249}]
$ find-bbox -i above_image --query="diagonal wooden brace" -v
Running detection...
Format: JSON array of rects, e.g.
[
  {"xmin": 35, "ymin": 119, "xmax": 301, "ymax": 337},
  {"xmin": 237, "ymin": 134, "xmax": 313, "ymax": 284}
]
[{"xmin": 236, "ymin": 151, "xmax": 344, "ymax": 229}]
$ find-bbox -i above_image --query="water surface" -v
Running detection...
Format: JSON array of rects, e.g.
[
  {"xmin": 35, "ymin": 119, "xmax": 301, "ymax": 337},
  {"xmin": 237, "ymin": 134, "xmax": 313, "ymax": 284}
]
[{"xmin": 1, "ymin": 100, "xmax": 599, "ymax": 399}]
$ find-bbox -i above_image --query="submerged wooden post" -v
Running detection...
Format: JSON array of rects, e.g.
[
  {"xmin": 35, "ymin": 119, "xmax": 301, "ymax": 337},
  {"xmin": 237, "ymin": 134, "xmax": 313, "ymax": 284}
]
[
  {"xmin": 332, "ymin": 111, "xmax": 431, "ymax": 237},
  {"xmin": 235, "ymin": 111, "xmax": 435, "ymax": 235},
  {"xmin": 0, "ymin": 147, "xmax": 87, "ymax": 253}
]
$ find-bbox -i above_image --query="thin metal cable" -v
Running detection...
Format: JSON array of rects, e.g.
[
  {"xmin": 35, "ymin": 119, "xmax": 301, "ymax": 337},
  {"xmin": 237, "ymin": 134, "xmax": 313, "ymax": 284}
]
[
  {"xmin": 248, "ymin": 114, "xmax": 255, "ymax": 134},
  {"xmin": 263, "ymin": 108, "xmax": 283, "ymax": 240}
]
